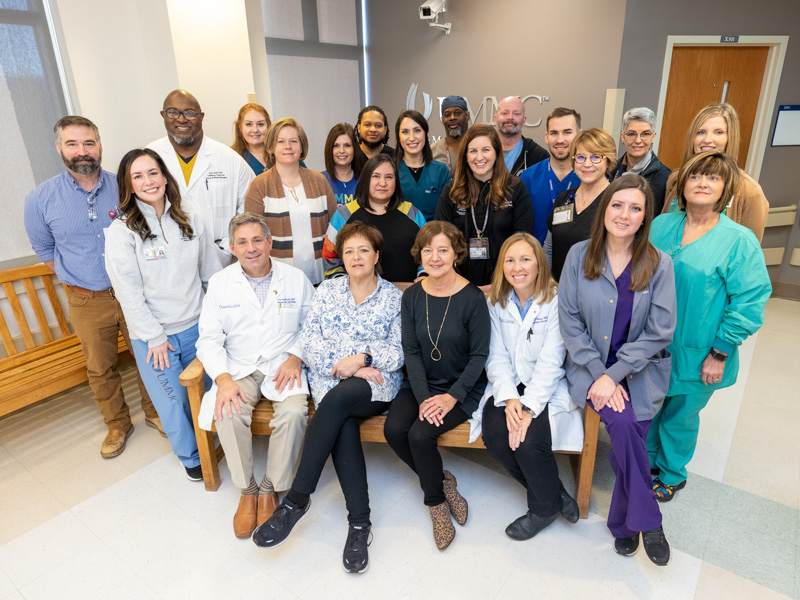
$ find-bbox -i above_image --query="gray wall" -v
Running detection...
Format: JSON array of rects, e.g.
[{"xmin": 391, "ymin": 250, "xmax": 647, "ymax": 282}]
[
  {"xmin": 365, "ymin": 0, "xmax": 627, "ymax": 146},
  {"xmin": 616, "ymin": 0, "xmax": 800, "ymax": 286}
]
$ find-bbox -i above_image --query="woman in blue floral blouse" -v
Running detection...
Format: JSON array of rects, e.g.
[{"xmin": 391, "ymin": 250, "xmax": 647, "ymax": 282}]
[{"xmin": 255, "ymin": 221, "xmax": 403, "ymax": 574}]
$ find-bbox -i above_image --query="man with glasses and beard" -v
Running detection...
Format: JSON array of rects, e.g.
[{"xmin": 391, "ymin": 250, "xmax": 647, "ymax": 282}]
[
  {"xmin": 431, "ymin": 95, "xmax": 470, "ymax": 176},
  {"xmin": 148, "ymin": 89, "xmax": 254, "ymax": 265},
  {"xmin": 24, "ymin": 116, "xmax": 161, "ymax": 458},
  {"xmin": 494, "ymin": 96, "xmax": 549, "ymax": 177}
]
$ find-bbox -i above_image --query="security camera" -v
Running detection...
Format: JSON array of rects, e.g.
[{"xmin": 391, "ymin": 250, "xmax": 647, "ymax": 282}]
[{"xmin": 419, "ymin": 0, "xmax": 445, "ymax": 20}]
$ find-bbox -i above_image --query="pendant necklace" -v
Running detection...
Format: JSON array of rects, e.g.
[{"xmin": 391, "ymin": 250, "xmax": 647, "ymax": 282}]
[{"xmin": 425, "ymin": 279, "xmax": 454, "ymax": 361}]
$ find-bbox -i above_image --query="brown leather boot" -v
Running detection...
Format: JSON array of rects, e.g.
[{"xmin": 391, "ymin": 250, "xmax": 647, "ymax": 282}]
[
  {"xmin": 233, "ymin": 494, "xmax": 258, "ymax": 539},
  {"xmin": 429, "ymin": 501, "xmax": 455, "ymax": 550},
  {"xmin": 257, "ymin": 492, "xmax": 279, "ymax": 526},
  {"xmin": 100, "ymin": 425, "xmax": 134, "ymax": 459},
  {"xmin": 442, "ymin": 470, "xmax": 468, "ymax": 525}
]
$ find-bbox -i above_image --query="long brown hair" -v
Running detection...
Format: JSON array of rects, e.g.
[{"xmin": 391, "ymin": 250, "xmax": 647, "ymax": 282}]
[
  {"xmin": 394, "ymin": 110, "xmax": 433, "ymax": 166},
  {"xmin": 582, "ymin": 175, "xmax": 659, "ymax": 291},
  {"xmin": 116, "ymin": 148, "xmax": 194, "ymax": 241},
  {"xmin": 449, "ymin": 124, "xmax": 511, "ymax": 210},
  {"xmin": 489, "ymin": 232, "xmax": 556, "ymax": 308},
  {"xmin": 231, "ymin": 103, "xmax": 271, "ymax": 156},
  {"xmin": 355, "ymin": 154, "xmax": 404, "ymax": 212},
  {"xmin": 323, "ymin": 123, "xmax": 363, "ymax": 181}
]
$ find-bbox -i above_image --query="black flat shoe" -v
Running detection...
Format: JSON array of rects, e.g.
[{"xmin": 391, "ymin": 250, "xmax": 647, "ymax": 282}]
[
  {"xmin": 559, "ymin": 485, "xmax": 579, "ymax": 524},
  {"xmin": 505, "ymin": 510, "xmax": 558, "ymax": 541}
]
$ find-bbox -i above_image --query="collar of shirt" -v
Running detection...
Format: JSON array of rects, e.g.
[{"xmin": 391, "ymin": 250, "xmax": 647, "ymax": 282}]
[
  {"xmin": 504, "ymin": 138, "xmax": 524, "ymax": 172},
  {"xmin": 510, "ymin": 290, "xmax": 534, "ymax": 320}
]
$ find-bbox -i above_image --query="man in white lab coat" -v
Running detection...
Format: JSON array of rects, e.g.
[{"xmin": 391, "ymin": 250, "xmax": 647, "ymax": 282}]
[
  {"xmin": 147, "ymin": 89, "xmax": 254, "ymax": 265},
  {"xmin": 196, "ymin": 213, "xmax": 315, "ymax": 540}
]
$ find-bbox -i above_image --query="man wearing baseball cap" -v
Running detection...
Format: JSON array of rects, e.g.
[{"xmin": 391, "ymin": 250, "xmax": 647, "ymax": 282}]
[{"xmin": 431, "ymin": 95, "xmax": 470, "ymax": 175}]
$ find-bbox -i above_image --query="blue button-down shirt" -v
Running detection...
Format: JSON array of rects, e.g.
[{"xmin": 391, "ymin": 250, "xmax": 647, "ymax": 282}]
[
  {"xmin": 510, "ymin": 290, "xmax": 535, "ymax": 320},
  {"xmin": 24, "ymin": 169, "xmax": 120, "ymax": 290}
]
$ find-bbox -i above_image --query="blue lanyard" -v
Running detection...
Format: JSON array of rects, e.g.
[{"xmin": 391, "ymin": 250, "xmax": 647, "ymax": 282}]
[{"xmin": 547, "ymin": 162, "xmax": 558, "ymax": 205}]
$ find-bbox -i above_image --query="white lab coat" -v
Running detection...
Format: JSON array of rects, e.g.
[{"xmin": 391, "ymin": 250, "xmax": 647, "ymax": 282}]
[
  {"xmin": 195, "ymin": 260, "xmax": 315, "ymax": 430},
  {"xmin": 147, "ymin": 136, "xmax": 254, "ymax": 265},
  {"xmin": 470, "ymin": 292, "xmax": 584, "ymax": 452}
]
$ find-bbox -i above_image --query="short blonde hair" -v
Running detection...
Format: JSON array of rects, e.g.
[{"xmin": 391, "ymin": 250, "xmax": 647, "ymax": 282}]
[
  {"xmin": 570, "ymin": 128, "xmax": 618, "ymax": 175},
  {"xmin": 489, "ymin": 232, "xmax": 556, "ymax": 308},
  {"xmin": 265, "ymin": 117, "xmax": 308, "ymax": 166}
]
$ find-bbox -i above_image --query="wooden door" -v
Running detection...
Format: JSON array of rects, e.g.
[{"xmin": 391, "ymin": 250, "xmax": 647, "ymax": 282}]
[{"xmin": 659, "ymin": 46, "xmax": 769, "ymax": 171}]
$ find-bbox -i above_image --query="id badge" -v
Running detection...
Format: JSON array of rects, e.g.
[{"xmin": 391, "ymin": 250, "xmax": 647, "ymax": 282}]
[
  {"xmin": 144, "ymin": 245, "xmax": 166, "ymax": 261},
  {"xmin": 552, "ymin": 204, "xmax": 574, "ymax": 225},
  {"xmin": 469, "ymin": 237, "xmax": 489, "ymax": 260}
]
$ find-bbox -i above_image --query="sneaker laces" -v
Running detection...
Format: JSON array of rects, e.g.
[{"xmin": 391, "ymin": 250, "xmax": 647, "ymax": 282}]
[
  {"xmin": 643, "ymin": 527, "xmax": 666, "ymax": 544},
  {"xmin": 268, "ymin": 504, "xmax": 292, "ymax": 530},
  {"xmin": 346, "ymin": 525, "xmax": 372, "ymax": 550}
]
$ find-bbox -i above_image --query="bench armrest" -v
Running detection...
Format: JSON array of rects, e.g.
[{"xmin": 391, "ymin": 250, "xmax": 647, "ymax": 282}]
[{"xmin": 179, "ymin": 357, "xmax": 206, "ymax": 386}]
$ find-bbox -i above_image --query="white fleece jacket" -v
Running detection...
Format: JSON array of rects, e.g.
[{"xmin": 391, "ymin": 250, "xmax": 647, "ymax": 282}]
[{"xmin": 105, "ymin": 199, "xmax": 222, "ymax": 347}]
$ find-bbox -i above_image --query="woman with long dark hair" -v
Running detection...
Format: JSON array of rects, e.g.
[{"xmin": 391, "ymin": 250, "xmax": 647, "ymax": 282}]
[
  {"xmin": 394, "ymin": 110, "xmax": 451, "ymax": 221},
  {"xmin": 321, "ymin": 122, "xmax": 363, "ymax": 206},
  {"xmin": 105, "ymin": 148, "xmax": 221, "ymax": 480},
  {"xmin": 559, "ymin": 175, "xmax": 676, "ymax": 566},
  {"xmin": 322, "ymin": 154, "xmax": 425, "ymax": 282},
  {"xmin": 435, "ymin": 124, "xmax": 533, "ymax": 291}
]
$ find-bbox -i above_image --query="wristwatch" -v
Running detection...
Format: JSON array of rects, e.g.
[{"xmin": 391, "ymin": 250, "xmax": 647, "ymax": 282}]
[
  {"xmin": 708, "ymin": 348, "xmax": 728, "ymax": 362},
  {"xmin": 364, "ymin": 352, "xmax": 373, "ymax": 367}
]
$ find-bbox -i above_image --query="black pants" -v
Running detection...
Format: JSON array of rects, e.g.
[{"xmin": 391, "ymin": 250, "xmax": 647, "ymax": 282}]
[
  {"xmin": 383, "ymin": 387, "xmax": 469, "ymax": 506},
  {"xmin": 291, "ymin": 378, "xmax": 386, "ymax": 524},
  {"xmin": 481, "ymin": 399, "xmax": 560, "ymax": 518}
]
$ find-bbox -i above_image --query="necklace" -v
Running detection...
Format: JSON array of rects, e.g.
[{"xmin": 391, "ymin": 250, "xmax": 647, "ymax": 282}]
[{"xmin": 424, "ymin": 281, "xmax": 454, "ymax": 361}]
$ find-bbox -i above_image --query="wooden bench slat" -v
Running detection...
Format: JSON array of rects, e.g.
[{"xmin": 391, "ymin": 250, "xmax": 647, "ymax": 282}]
[
  {"xmin": 41, "ymin": 276, "xmax": 71, "ymax": 337},
  {"xmin": 23, "ymin": 277, "xmax": 54, "ymax": 344},
  {"xmin": 3, "ymin": 282, "xmax": 35, "ymax": 351},
  {"xmin": 0, "ymin": 304, "xmax": 16, "ymax": 356}
]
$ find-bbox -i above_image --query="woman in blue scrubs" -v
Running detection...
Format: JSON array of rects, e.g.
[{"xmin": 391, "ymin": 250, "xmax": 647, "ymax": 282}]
[
  {"xmin": 394, "ymin": 110, "xmax": 451, "ymax": 222},
  {"xmin": 648, "ymin": 151, "xmax": 771, "ymax": 501}
]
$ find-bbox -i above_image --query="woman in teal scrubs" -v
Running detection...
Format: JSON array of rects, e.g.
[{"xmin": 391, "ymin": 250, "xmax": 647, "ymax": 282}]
[{"xmin": 648, "ymin": 151, "xmax": 771, "ymax": 501}]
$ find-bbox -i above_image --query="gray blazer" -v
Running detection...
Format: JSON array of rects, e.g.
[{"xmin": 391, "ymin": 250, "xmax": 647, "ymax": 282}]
[{"xmin": 558, "ymin": 241, "xmax": 676, "ymax": 421}]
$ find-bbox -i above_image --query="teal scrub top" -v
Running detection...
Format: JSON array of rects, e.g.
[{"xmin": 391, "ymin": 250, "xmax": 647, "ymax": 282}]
[
  {"xmin": 397, "ymin": 159, "xmax": 451, "ymax": 222},
  {"xmin": 649, "ymin": 212, "xmax": 771, "ymax": 395}
]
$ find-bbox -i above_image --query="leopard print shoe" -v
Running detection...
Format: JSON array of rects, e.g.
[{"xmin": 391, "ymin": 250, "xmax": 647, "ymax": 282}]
[
  {"xmin": 442, "ymin": 470, "xmax": 468, "ymax": 525},
  {"xmin": 429, "ymin": 501, "xmax": 455, "ymax": 550}
]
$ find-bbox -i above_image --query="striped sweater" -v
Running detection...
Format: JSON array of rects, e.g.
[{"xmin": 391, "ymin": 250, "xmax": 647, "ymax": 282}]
[{"xmin": 244, "ymin": 166, "xmax": 337, "ymax": 283}]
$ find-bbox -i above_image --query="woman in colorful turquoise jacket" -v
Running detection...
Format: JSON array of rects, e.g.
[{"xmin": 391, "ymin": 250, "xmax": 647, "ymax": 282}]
[{"xmin": 648, "ymin": 151, "xmax": 771, "ymax": 501}]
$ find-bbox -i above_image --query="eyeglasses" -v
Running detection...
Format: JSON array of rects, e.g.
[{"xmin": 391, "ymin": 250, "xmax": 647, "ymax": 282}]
[
  {"xmin": 87, "ymin": 191, "xmax": 98, "ymax": 221},
  {"xmin": 623, "ymin": 130, "xmax": 654, "ymax": 141},
  {"xmin": 574, "ymin": 154, "xmax": 604, "ymax": 165},
  {"xmin": 164, "ymin": 108, "xmax": 200, "ymax": 121}
]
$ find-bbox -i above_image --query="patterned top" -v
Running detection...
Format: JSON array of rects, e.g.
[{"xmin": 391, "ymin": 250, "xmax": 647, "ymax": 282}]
[
  {"xmin": 243, "ymin": 270, "xmax": 273, "ymax": 307},
  {"xmin": 300, "ymin": 276, "xmax": 404, "ymax": 406}
]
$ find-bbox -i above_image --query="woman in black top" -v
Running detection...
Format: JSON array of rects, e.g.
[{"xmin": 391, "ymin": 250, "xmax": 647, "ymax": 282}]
[
  {"xmin": 435, "ymin": 124, "xmax": 533, "ymax": 291},
  {"xmin": 322, "ymin": 154, "xmax": 426, "ymax": 282},
  {"xmin": 545, "ymin": 128, "xmax": 617, "ymax": 281},
  {"xmin": 384, "ymin": 221, "xmax": 490, "ymax": 551}
]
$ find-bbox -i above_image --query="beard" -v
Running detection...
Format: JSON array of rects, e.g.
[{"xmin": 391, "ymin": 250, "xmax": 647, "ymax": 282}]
[
  {"xmin": 498, "ymin": 121, "xmax": 523, "ymax": 135},
  {"xmin": 60, "ymin": 152, "xmax": 101, "ymax": 175},
  {"xmin": 448, "ymin": 125, "xmax": 465, "ymax": 138},
  {"xmin": 170, "ymin": 132, "xmax": 195, "ymax": 146},
  {"xmin": 361, "ymin": 137, "xmax": 383, "ymax": 149}
]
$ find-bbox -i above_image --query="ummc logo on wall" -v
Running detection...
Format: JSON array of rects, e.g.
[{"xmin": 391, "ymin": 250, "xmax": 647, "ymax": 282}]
[{"xmin": 405, "ymin": 83, "xmax": 550, "ymax": 127}]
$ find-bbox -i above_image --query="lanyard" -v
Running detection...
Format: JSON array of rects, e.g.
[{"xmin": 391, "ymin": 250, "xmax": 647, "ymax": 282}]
[
  {"xmin": 470, "ymin": 200, "xmax": 490, "ymax": 238},
  {"xmin": 547, "ymin": 162, "xmax": 558, "ymax": 205}
]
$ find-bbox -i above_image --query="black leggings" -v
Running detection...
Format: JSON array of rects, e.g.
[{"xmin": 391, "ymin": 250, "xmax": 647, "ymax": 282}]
[
  {"xmin": 383, "ymin": 387, "xmax": 469, "ymax": 506},
  {"xmin": 481, "ymin": 399, "xmax": 560, "ymax": 517},
  {"xmin": 290, "ymin": 378, "xmax": 387, "ymax": 524}
]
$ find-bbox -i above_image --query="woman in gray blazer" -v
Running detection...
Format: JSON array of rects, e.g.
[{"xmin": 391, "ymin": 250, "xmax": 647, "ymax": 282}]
[{"xmin": 558, "ymin": 175, "xmax": 676, "ymax": 566}]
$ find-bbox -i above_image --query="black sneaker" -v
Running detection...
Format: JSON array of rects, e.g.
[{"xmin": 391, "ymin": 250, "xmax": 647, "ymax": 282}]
[
  {"xmin": 185, "ymin": 465, "xmax": 203, "ymax": 481},
  {"xmin": 642, "ymin": 526, "xmax": 671, "ymax": 566},
  {"xmin": 342, "ymin": 523, "xmax": 372, "ymax": 573},
  {"xmin": 252, "ymin": 498, "xmax": 310, "ymax": 548},
  {"xmin": 614, "ymin": 532, "xmax": 640, "ymax": 556}
]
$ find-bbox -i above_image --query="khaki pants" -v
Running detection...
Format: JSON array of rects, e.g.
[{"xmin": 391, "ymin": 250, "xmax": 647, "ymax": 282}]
[
  {"xmin": 68, "ymin": 290, "xmax": 157, "ymax": 431},
  {"xmin": 215, "ymin": 370, "xmax": 308, "ymax": 491}
]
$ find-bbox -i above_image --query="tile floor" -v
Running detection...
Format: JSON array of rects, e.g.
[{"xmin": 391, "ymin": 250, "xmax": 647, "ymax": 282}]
[{"xmin": 0, "ymin": 298, "xmax": 797, "ymax": 599}]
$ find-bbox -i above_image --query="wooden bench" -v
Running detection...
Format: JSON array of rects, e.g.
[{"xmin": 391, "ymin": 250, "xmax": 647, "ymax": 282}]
[
  {"xmin": 0, "ymin": 264, "xmax": 133, "ymax": 418},
  {"xmin": 180, "ymin": 358, "xmax": 601, "ymax": 519}
]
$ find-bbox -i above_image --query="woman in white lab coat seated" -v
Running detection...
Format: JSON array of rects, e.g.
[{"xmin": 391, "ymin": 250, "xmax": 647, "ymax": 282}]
[{"xmin": 471, "ymin": 232, "xmax": 584, "ymax": 541}]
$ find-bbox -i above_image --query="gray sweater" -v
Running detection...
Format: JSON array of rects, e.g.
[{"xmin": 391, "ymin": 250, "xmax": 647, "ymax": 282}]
[
  {"xmin": 557, "ymin": 240, "xmax": 676, "ymax": 421},
  {"xmin": 105, "ymin": 199, "xmax": 222, "ymax": 347}
]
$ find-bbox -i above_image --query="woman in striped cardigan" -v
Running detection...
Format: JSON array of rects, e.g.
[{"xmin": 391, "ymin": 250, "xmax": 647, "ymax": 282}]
[{"xmin": 244, "ymin": 117, "xmax": 337, "ymax": 284}]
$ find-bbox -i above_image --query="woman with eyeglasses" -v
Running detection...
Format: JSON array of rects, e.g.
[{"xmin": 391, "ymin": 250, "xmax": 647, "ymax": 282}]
[
  {"xmin": 661, "ymin": 103, "xmax": 769, "ymax": 241},
  {"xmin": 544, "ymin": 128, "xmax": 617, "ymax": 281},
  {"xmin": 611, "ymin": 108, "xmax": 671, "ymax": 214}
]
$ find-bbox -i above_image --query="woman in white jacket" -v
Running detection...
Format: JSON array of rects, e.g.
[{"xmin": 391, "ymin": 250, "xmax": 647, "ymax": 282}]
[
  {"xmin": 105, "ymin": 148, "xmax": 221, "ymax": 480},
  {"xmin": 474, "ymin": 232, "xmax": 583, "ymax": 541}
]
